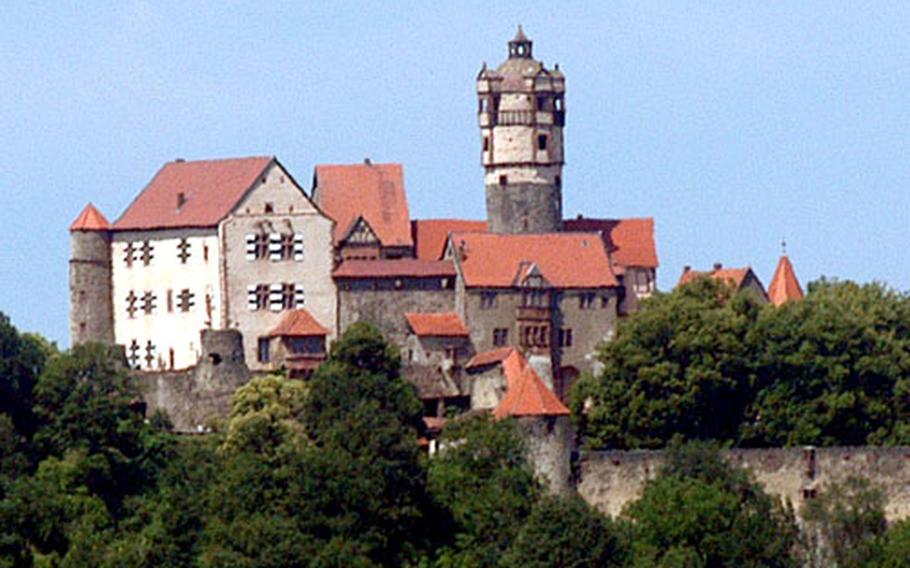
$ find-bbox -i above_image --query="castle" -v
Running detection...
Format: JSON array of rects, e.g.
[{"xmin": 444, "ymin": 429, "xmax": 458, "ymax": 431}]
[{"xmin": 69, "ymin": 29, "xmax": 657, "ymax": 444}]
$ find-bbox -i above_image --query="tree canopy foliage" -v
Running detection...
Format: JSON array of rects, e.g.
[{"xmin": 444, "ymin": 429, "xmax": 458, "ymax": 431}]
[{"xmin": 574, "ymin": 278, "xmax": 910, "ymax": 449}]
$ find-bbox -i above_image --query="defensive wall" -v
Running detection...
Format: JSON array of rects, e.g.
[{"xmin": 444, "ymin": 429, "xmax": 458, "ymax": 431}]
[{"xmin": 577, "ymin": 447, "xmax": 910, "ymax": 521}]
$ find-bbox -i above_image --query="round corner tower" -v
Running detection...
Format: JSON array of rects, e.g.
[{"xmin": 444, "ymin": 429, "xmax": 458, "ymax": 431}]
[
  {"xmin": 478, "ymin": 26, "xmax": 565, "ymax": 234},
  {"xmin": 69, "ymin": 203, "xmax": 114, "ymax": 345}
]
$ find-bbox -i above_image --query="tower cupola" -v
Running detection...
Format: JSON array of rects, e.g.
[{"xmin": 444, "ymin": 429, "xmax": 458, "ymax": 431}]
[
  {"xmin": 478, "ymin": 27, "xmax": 566, "ymax": 234},
  {"xmin": 508, "ymin": 25, "xmax": 533, "ymax": 59}
]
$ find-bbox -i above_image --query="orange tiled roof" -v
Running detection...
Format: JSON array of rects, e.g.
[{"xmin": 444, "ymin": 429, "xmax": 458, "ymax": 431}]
[
  {"xmin": 333, "ymin": 259, "xmax": 456, "ymax": 279},
  {"xmin": 70, "ymin": 203, "xmax": 110, "ymax": 231},
  {"xmin": 466, "ymin": 347, "xmax": 516, "ymax": 370},
  {"xmin": 405, "ymin": 312, "xmax": 469, "ymax": 337},
  {"xmin": 768, "ymin": 255, "xmax": 804, "ymax": 306},
  {"xmin": 677, "ymin": 265, "xmax": 768, "ymax": 299},
  {"xmin": 450, "ymin": 232, "xmax": 617, "ymax": 288},
  {"xmin": 113, "ymin": 157, "xmax": 273, "ymax": 230},
  {"xmin": 562, "ymin": 217, "xmax": 659, "ymax": 269},
  {"xmin": 267, "ymin": 309, "xmax": 330, "ymax": 337},
  {"xmin": 412, "ymin": 219, "xmax": 488, "ymax": 260},
  {"xmin": 493, "ymin": 350, "xmax": 570, "ymax": 418},
  {"xmin": 313, "ymin": 163, "xmax": 412, "ymax": 248}
]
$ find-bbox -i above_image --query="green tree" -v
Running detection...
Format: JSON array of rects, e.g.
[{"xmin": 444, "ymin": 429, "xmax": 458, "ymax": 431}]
[
  {"xmin": 801, "ymin": 476, "xmax": 887, "ymax": 568},
  {"xmin": 624, "ymin": 441, "xmax": 798, "ymax": 568},
  {"xmin": 877, "ymin": 519, "xmax": 910, "ymax": 568},
  {"xmin": 221, "ymin": 375, "xmax": 307, "ymax": 456},
  {"xmin": 502, "ymin": 494, "xmax": 624, "ymax": 568},
  {"xmin": 573, "ymin": 277, "xmax": 761, "ymax": 449},
  {"xmin": 428, "ymin": 414, "xmax": 540, "ymax": 566},
  {"xmin": 743, "ymin": 280, "xmax": 910, "ymax": 446}
]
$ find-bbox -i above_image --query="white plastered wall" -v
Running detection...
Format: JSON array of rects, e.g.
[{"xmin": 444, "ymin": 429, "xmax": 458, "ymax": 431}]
[{"xmin": 111, "ymin": 228, "xmax": 221, "ymax": 370}]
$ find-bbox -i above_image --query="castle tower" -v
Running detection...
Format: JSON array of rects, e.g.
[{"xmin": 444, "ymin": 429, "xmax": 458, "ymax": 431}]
[
  {"xmin": 478, "ymin": 26, "xmax": 565, "ymax": 234},
  {"xmin": 69, "ymin": 203, "xmax": 114, "ymax": 345}
]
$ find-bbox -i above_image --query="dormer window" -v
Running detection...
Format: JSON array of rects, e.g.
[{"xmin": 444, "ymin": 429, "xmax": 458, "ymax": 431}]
[{"xmin": 177, "ymin": 192, "xmax": 187, "ymax": 209}]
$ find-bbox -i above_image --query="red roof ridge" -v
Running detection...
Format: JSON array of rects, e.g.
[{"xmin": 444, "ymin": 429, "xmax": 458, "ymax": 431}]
[
  {"xmin": 405, "ymin": 312, "xmax": 469, "ymax": 337},
  {"xmin": 333, "ymin": 258, "xmax": 456, "ymax": 279},
  {"xmin": 768, "ymin": 255, "xmax": 804, "ymax": 306},
  {"xmin": 411, "ymin": 219, "xmax": 488, "ymax": 260},
  {"xmin": 70, "ymin": 203, "xmax": 111, "ymax": 231},
  {"xmin": 112, "ymin": 156, "xmax": 275, "ymax": 231},
  {"xmin": 562, "ymin": 217, "xmax": 659, "ymax": 269},
  {"xmin": 494, "ymin": 350, "xmax": 570, "ymax": 418},
  {"xmin": 466, "ymin": 347, "xmax": 517, "ymax": 369},
  {"xmin": 267, "ymin": 309, "xmax": 330, "ymax": 337}
]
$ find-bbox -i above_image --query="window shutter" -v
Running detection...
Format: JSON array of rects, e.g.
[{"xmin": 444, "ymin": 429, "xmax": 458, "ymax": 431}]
[
  {"xmin": 247, "ymin": 285, "xmax": 258, "ymax": 310},
  {"xmin": 268, "ymin": 233, "xmax": 282, "ymax": 261},
  {"xmin": 294, "ymin": 284, "xmax": 305, "ymax": 308},
  {"xmin": 293, "ymin": 234, "xmax": 304, "ymax": 261},
  {"xmin": 269, "ymin": 283, "xmax": 283, "ymax": 311},
  {"xmin": 245, "ymin": 234, "xmax": 257, "ymax": 261}
]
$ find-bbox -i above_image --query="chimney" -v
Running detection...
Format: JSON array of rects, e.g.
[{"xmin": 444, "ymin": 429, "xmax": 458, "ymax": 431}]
[
  {"xmin": 683, "ymin": 265, "xmax": 691, "ymax": 273},
  {"xmin": 175, "ymin": 158, "xmax": 185, "ymax": 163},
  {"xmin": 364, "ymin": 157, "xmax": 372, "ymax": 166},
  {"xmin": 713, "ymin": 262, "xmax": 723, "ymax": 271}
]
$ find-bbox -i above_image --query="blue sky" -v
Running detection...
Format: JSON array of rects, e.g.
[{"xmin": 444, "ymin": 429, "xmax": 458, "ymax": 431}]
[{"xmin": 2, "ymin": 2, "xmax": 909, "ymax": 345}]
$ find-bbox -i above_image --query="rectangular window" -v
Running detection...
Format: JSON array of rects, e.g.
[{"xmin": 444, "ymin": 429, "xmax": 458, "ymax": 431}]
[
  {"xmin": 268, "ymin": 283, "xmax": 284, "ymax": 311},
  {"xmin": 257, "ymin": 337, "xmax": 270, "ymax": 363},
  {"xmin": 493, "ymin": 328, "xmax": 508, "ymax": 347},
  {"xmin": 499, "ymin": 175, "xmax": 508, "ymax": 186},
  {"xmin": 536, "ymin": 96, "xmax": 547, "ymax": 111},
  {"xmin": 177, "ymin": 289, "xmax": 195, "ymax": 312},
  {"xmin": 167, "ymin": 289, "xmax": 173, "ymax": 312},
  {"xmin": 522, "ymin": 289, "xmax": 547, "ymax": 307},
  {"xmin": 177, "ymin": 238, "xmax": 191, "ymax": 263},
  {"xmin": 247, "ymin": 284, "xmax": 269, "ymax": 311},
  {"xmin": 123, "ymin": 242, "xmax": 136, "ymax": 267},
  {"xmin": 268, "ymin": 233, "xmax": 282, "ymax": 261},
  {"xmin": 480, "ymin": 292, "xmax": 497, "ymax": 310},
  {"xmin": 246, "ymin": 233, "xmax": 268, "ymax": 261},
  {"xmin": 126, "ymin": 291, "xmax": 138, "ymax": 318},
  {"xmin": 294, "ymin": 283, "xmax": 305, "ymax": 308},
  {"xmin": 559, "ymin": 328, "xmax": 574, "ymax": 348},
  {"xmin": 483, "ymin": 137, "xmax": 490, "ymax": 151},
  {"xmin": 140, "ymin": 240, "xmax": 154, "ymax": 266},
  {"xmin": 279, "ymin": 233, "xmax": 294, "ymax": 260},
  {"xmin": 579, "ymin": 292, "xmax": 596, "ymax": 310},
  {"xmin": 537, "ymin": 134, "xmax": 548, "ymax": 151},
  {"xmin": 601, "ymin": 295, "xmax": 610, "ymax": 309},
  {"xmin": 141, "ymin": 291, "xmax": 157, "ymax": 315}
]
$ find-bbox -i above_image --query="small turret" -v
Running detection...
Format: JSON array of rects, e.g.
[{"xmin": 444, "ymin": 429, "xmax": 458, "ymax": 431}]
[{"xmin": 69, "ymin": 203, "xmax": 114, "ymax": 345}]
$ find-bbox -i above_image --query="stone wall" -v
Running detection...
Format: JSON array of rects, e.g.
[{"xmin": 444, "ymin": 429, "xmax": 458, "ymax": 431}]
[
  {"xmin": 577, "ymin": 447, "xmax": 910, "ymax": 521},
  {"xmin": 135, "ymin": 329, "xmax": 250, "ymax": 432},
  {"xmin": 337, "ymin": 287, "xmax": 455, "ymax": 347},
  {"xmin": 70, "ymin": 230, "xmax": 114, "ymax": 345},
  {"xmin": 520, "ymin": 415, "xmax": 573, "ymax": 496}
]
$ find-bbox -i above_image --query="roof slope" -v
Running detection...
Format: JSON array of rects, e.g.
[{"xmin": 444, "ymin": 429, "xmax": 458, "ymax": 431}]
[
  {"xmin": 70, "ymin": 203, "xmax": 110, "ymax": 231},
  {"xmin": 678, "ymin": 265, "xmax": 768, "ymax": 300},
  {"xmin": 562, "ymin": 217, "xmax": 658, "ymax": 269},
  {"xmin": 333, "ymin": 259, "xmax": 455, "ymax": 279},
  {"xmin": 450, "ymin": 232, "xmax": 617, "ymax": 288},
  {"xmin": 768, "ymin": 255, "xmax": 804, "ymax": 306},
  {"xmin": 466, "ymin": 347, "xmax": 516, "ymax": 370},
  {"xmin": 412, "ymin": 219, "xmax": 488, "ymax": 260},
  {"xmin": 268, "ymin": 309, "xmax": 330, "ymax": 337},
  {"xmin": 113, "ymin": 157, "xmax": 273, "ymax": 230},
  {"xmin": 313, "ymin": 163, "xmax": 412, "ymax": 248},
  {"xmin": 493, "ymin": 350, "xmax": 570, "ymax": 418},
  {"xmin": 405, "ymin": 313, "xmax": 469, "ymax": 337}
]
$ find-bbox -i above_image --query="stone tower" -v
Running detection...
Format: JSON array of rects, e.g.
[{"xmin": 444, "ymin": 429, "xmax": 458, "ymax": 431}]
[
  {"xmin": 69, "ymin": 203, "xmax": 114, "ymax": 345},
  {"xmin": 478, "ymin": 26, "xmax": 565, "ymax": 234}
]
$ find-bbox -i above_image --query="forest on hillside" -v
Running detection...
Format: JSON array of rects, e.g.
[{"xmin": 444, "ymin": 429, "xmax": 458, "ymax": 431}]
[{"xmin": 4, "ymin": 277, "xmax": 910, "ymax": 565}]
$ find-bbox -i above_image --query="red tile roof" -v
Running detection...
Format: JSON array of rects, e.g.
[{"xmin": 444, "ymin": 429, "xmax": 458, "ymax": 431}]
[
  {"xmin": 113, "ymin": 157, "xmax": 273, "ymax": 231},
  {"xmin": 405, "ymin": 312, "xmax": 469, "ymax": 337},
  {"xmin": 412, "ymin": 219, "xmax": 488, "ymax": 260},
  {"xmin": 678, "ymin": 265, "xmax": 767, "ymax": 301},
  {"xmin": 451, "ymin": 232, "xmax": 617, "ymax": 288},
  {"xmin": 314, "ymin": 163, "xmax": 412, "ymax": 248},
  {"xmin": 493, "ymin": 350, "xmax": 570, "ymax": 418},
  {"xmin": 562, "ymin": 217, "xmax": 659, "ymax": 269},
  {"xmin": 333, "ymin": 259, "xmax": 456, "ymax": 279},
  {"xmin": 768, "ymin": 255, "xmax": 804, "ymax": 306},
  {"xmin": 267, "ymin": 309, "xmax": 330, "ymax": 337},
  {"xmin": 466, "ymin": 347, "xmax": 516, "ymax": 370},
  {"xmin": 70, "ymin": 203, "xmax": 111, "ymax": 231}
]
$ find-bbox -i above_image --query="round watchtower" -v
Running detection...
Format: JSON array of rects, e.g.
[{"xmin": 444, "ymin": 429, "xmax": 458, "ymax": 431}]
[
  {"xmin": 478, "ymin": 26, "xmax": 566, "ymax": 234},
  {"xmin": 69, "ymin": 203, "xmax": 114, "ymax": 345}
]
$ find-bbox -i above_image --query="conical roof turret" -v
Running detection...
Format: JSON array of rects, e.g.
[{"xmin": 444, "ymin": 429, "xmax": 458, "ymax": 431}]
[
  {"xmin": 70, "ymin": 203, "xmax": 110, "ymax": 231},
  {"xmin": 768, "ymin": 254, "xmax": 804, "ymax": 306}
]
